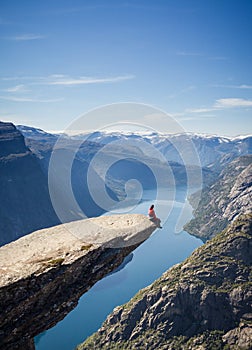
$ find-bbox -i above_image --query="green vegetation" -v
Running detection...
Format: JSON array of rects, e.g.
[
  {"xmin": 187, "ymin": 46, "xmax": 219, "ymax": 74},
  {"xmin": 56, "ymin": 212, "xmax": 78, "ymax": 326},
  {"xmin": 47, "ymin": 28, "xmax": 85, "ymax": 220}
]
[
  {"xmin": 81, "ymin": 244, "xmax": 93, "ymax": 251},
  {"xmin": 46, "ymin": 257, "xmax": 64, "ymax": 267},
  {"xmin": 78, "ymin": 329, "xmax": 231, "ymax": 350}
]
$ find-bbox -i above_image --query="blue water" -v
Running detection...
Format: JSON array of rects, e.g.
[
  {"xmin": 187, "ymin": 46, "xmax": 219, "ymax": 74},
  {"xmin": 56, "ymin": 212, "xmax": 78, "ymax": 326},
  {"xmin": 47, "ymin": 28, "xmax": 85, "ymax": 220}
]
[{"xmin": 35, "ymin": 188, "xmax": 202, "ymax": 350}]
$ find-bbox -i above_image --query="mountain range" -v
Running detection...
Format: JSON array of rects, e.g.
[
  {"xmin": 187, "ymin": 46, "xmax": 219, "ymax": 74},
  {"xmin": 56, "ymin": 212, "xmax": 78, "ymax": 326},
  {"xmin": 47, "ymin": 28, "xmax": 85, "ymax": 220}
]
[
  {"xmin": 1, "ymin": 122, "xmax": 251, "ymax": 247},
  {"xmin": 0, "ymin": 121, "xmax": 251, "ymax": 349},
  {"xmin": 16, "ymin": 125, "xmax": 252, "ymax": 191},
  {"xmin": 18, "ymin": 125, "xmax": 252, "ymax": 169}
]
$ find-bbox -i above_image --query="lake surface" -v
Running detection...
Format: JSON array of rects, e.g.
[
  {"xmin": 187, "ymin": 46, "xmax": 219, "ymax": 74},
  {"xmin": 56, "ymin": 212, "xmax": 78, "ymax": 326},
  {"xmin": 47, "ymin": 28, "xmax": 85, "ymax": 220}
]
[{"xmin": 35, "ymin": 187, "xmax": 203, "ymax": 350}]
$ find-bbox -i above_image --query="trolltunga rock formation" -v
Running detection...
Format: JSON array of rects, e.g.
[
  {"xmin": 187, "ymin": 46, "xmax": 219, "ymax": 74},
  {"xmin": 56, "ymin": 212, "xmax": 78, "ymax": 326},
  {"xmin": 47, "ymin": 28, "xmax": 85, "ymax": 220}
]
[{"xmin": 0, "ymin": 214, "xmax": 156, "ymax": 350}]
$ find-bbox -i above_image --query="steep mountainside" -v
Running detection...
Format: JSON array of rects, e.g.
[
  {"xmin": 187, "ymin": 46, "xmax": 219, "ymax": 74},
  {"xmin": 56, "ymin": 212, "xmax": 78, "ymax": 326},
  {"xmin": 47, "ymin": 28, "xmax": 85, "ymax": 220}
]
[
  {"xmin": 0, "ymin": 121, "xmax": 59, "ymax": 246},
  {"xmin": 185, "ymin": 155, "xmax": 252, "ymax": 240},
  {"xmin": 79, "ymin": 214, "xmax": 252, "ymax": 350}
]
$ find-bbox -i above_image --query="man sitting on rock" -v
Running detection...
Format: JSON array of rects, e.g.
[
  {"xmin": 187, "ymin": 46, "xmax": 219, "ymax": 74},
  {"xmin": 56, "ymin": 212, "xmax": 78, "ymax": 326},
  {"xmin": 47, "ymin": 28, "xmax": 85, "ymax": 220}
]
[{"xmin": 148, "ymin": 204, "xmax": 162, "ymax": 228}]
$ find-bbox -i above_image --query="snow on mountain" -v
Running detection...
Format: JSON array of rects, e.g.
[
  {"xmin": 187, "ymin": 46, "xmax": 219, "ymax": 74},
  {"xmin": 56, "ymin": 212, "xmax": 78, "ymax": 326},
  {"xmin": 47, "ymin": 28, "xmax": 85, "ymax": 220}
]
[
  {"xmin": 80, "ymin": 130, "xmax": 251, "ymax": 167},
  {"xmin": 17, "ymin": 125, "xmax": 252, "ymax": 168},
  {"xmin": 16, "ymin": 125, "xmax": 63, "ymax": 147}
]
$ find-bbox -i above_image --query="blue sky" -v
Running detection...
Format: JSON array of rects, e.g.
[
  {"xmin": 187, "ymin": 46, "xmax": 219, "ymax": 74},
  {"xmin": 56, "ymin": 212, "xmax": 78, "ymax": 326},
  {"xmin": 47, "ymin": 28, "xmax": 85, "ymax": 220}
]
[{"xmin": 0, "ymin": 0, "xmax": 252, "ymax": 136}]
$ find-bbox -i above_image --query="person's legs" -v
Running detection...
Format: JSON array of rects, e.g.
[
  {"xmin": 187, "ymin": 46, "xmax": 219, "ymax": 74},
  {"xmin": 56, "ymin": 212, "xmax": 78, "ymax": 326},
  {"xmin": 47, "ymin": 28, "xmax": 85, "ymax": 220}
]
[
  {"xmin": 155, "ymin": 218, "xmax": 162, "ymax": 228},
  {"xmin": 149, "ymin": 217, "xmax": 162, "ymax": 228}
]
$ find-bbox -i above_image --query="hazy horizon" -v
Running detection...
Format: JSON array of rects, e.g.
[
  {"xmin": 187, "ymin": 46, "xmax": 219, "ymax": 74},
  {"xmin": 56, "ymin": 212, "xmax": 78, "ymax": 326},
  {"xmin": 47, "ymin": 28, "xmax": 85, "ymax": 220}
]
[{"xmin": 13, "ymin": 121, "xmax": 251, "ymax": 139}]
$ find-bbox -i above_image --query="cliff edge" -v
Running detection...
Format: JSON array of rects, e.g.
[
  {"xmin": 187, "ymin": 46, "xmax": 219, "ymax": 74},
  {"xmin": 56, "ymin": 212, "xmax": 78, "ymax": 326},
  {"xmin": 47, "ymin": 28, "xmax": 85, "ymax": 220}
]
[{"xmin": 0, "ymin": 214, "xmax": 156, "ymax": 349}]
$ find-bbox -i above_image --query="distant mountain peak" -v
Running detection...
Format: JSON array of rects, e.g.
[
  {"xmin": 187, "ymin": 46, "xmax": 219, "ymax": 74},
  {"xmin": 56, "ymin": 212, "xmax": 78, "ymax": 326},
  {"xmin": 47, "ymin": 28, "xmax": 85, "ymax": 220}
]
[
  {"xmin": 0, "ymin": 121, "xmax": 29, "ymax": 157},
  {"xmin": 16, "ymin": 123, "xmax": 252, "ymax": 141}
]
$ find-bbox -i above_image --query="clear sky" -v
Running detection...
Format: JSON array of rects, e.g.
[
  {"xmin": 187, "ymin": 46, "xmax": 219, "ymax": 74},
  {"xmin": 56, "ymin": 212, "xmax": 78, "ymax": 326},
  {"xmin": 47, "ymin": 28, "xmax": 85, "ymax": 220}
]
[{"xmin": 0, "ymin": 0, "xmax": 252, "ymax": 136}]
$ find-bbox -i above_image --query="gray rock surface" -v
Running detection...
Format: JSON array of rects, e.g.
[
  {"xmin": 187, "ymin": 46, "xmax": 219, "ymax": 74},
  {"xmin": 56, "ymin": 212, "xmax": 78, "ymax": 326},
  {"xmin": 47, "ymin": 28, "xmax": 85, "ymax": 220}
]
[
  {"xmin": 185, "ymin": 155, "xmax": 252, "ymax": 240},
  {"xmin": 224, "ymin": 163, "xmax": 252, "ymax": 221},
  {"xmin": 78, "ymin": 214, "xmax": 252, "ymax": 350},
  {"xmin": 0, "ymin": 214, "xmax": 156, "ymax": 349}
]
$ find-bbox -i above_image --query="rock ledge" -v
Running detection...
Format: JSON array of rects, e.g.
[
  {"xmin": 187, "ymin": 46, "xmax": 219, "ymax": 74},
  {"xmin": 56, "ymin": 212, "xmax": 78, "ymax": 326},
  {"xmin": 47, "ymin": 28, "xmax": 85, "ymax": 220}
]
[{"xmin": 0, "ymin": 214, "xmax": 156, "ymax": 349}]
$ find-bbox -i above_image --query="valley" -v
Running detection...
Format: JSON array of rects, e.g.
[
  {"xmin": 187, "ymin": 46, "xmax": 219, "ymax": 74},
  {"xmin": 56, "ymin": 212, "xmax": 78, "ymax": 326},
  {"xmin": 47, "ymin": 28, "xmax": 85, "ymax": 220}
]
[{"xmin": 0, "ymin": 121, "xmax": 251, "ymax": 350}]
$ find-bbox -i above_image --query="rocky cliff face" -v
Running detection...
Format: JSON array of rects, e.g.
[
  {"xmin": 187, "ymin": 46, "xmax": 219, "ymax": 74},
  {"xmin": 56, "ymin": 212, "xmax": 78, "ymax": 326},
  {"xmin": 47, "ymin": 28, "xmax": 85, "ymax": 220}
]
[
  {"xmin": 0, "ymin": 214, "xmax": 156, "ymax": 350},
  {"xmin": 185, "ymin": 155, "xmax": 252, "ymax": 240},
  {"xmin": 0, "ymin": 122, "xmax": 28, "ymax": 157},
  {"xmin": 0, "ymin": 121, "xmax": 60, "ymax": 246},
  {"xmin": 79, "ymin": 214, "xmax": 252, "ymax": 350}
]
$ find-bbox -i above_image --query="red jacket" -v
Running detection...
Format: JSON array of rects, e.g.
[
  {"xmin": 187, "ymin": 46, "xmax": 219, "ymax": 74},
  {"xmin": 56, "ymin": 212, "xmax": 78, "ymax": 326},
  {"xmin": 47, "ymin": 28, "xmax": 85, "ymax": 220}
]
[{"xmin": 148, "ymin": 208, "xmax": 157, "ymax": 220}]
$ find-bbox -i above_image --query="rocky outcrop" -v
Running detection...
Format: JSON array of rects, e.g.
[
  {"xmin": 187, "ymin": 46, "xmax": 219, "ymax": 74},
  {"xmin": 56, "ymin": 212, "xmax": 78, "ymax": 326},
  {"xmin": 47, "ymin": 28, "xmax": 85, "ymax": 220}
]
[
  {"xmin": 185, "ymin": 155, "xmax": 252, "ymax": 240},
  {"xmin": 0, "ymin": 122, "xmax": 28, "ymax": 157},
  {"xmin": 0, "ymin": 214, "xmax": 156, "ymax": 350},
  {"xmin": 0, "ymin": 121, "xmax": 60, "ymax": 246},
  {"xmin": 79, "ymin": 214, "xmax": 252, "ymax": 350}
]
